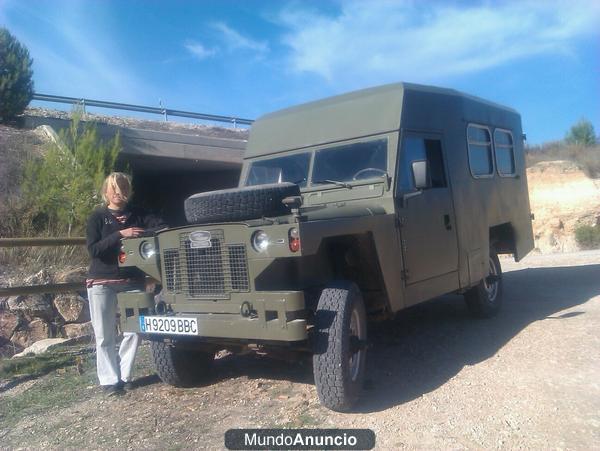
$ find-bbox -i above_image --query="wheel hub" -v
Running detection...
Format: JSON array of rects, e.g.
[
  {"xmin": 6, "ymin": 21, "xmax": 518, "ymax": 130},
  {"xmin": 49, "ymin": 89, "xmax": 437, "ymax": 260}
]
[
  {"xmin": 484, "ymin": 256, "xmax": 499, "ymax": 303},
  {"xmin": 349, "ymin": 306, "xmax": 365, "ymax": 382}
]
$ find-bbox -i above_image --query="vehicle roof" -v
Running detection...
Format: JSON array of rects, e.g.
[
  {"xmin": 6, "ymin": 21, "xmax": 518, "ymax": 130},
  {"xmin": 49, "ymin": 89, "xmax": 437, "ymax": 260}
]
[{"xmin": 245, "ymin": 82, "xmax": 518, "ymax": 159}]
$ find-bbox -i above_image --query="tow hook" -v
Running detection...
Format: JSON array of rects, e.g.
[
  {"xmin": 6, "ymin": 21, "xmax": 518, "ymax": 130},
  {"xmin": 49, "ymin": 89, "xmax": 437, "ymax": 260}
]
[{"xmin": 155, "ymin": 300, "xmax": 168, "ymax": 314}]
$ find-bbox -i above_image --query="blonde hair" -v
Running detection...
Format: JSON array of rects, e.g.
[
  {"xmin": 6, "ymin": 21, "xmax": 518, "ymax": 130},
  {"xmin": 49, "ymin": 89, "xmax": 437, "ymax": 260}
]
[{"xmin": 101, "ymin": 172, "xmax": 132, "ymax": 205}]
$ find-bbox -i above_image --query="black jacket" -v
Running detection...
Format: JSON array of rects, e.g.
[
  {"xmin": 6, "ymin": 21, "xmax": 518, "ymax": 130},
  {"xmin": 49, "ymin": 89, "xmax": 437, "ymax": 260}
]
[{"xmin": 86, "ymin": 206, "xmax": 166, "ymax": 279}]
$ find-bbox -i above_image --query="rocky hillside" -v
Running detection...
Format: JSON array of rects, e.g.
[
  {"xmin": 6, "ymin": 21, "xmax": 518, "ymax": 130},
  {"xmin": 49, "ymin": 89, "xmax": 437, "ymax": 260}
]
[
  {"xmin": 0, "ymin": 123, "xmax": 49, "ymax": 224},
  {"xmin": 527, "ymin": 160, "xmax": 600, "ymax": 253}
]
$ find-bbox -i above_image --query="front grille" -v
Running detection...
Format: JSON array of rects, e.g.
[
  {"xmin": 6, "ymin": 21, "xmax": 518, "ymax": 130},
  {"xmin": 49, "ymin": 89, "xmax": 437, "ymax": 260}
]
[
  {"xmin": 162, "ymin": 230, "xmax": 250, "ymax": 298},
  {"xmin": 163, "ymin": 249, "xmax": 181, "ymax": 292}
]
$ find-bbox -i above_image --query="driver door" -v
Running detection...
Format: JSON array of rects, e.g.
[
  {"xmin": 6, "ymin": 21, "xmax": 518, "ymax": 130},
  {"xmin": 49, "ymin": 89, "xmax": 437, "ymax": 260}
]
[{"xmin": 395, "ymin": 132, "xmax": 459, "ymax": 289}]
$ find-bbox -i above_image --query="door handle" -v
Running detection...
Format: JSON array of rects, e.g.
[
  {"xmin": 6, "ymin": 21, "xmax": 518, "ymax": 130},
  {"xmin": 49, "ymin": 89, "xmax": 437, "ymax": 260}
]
[{"xmin": 444, "ymin": 214, "xmax": 452, "ymax": 230}]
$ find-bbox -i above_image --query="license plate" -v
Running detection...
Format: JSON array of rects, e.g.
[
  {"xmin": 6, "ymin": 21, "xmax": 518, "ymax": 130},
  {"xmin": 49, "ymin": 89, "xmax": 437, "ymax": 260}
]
[{"xmin": 139, "ymin": 316, "xmax": 199, "ymax": 335}]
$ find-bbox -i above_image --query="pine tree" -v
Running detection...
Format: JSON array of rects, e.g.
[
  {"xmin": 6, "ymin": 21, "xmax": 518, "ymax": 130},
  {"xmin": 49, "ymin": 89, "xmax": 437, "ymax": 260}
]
[
  {"xmin": 23, "ymin": 110, "xmax": 122, "ymax": 236},
  {"xmin": 0, "ymin": 27, "xmax": 34, "ymax": 121},
  {"xmin": 565, "ymin": 118, "xmax": 597, "ymax": 147}
]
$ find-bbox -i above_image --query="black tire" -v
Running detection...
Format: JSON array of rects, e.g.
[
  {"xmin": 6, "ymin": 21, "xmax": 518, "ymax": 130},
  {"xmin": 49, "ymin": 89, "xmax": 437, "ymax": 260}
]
[
  {"xmin": 151, "ymin": 341, "xmax": 214, "ymax": 387},
  {"xmin": 184, "ymin": 183, "xmax": 300, "ymax": 225},
  {"xmin": 464, "ymin": 249, "xmax": 503, "ymax": 318},
  {"xmin": 313, "ymin": 281, "xmax": 367, "ymax": 412}
]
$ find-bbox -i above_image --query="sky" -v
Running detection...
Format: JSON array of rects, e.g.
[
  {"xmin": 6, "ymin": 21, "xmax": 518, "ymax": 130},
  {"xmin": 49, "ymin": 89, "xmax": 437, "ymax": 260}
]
[{"xmin": 1, "ymin": 0, "xmax": 599, "ymax": 145}]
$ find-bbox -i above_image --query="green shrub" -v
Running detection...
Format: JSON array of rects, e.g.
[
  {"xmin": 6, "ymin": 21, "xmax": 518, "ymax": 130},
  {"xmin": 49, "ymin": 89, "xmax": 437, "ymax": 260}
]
[
  {"xmin": 22, "ymin": 109, "xmax": 122, "ymax": 236},
  {"xmin": 0, "ymin": 27, "xmax": 34, "ymax": 121},
  {"xmin": 565, "ymin": 118, "xmax": 597, "ymax": 147},
  {"xmin": 574, "ymin": 224, "xmax": 600, "ymax": 250}
]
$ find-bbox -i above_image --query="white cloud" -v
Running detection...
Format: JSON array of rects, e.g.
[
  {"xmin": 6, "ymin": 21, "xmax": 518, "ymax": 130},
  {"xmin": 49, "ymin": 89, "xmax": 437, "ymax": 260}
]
[
  {"xmin": 212, "ymin": 22, "xmax": 269, "ymax": 55},
  {"xmin": 185, "ymin": 41, "xmax": 217, "ymax": 60},
  {"xmin": 279, "ymin": 0, "xmax": 600, "ymax": 83}
]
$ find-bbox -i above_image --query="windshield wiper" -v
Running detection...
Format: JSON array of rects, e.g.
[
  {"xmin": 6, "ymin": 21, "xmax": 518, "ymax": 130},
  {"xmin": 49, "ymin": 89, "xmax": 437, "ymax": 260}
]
[{"xmin": 313, "ymin": 179, "xmax": 353, "ymax": 189}]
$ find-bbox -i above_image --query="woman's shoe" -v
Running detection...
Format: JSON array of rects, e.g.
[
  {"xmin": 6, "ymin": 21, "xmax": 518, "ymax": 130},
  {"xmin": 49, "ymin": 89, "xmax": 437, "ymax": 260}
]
[
  {"xmin": 103, "ymin": 384, "xmax": 124, "ymax": 397},
  {"xmin": 119, "ymin": 380, "xmax": 135, "ymax": 391}
]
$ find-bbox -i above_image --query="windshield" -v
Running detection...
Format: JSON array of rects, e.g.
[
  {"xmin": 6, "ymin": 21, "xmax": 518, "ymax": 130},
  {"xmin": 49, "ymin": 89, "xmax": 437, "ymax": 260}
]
[
  {"xmin": 312, "ymin": 139, "xmax": 388, "ymax": 183},
  {"xmin": 246, "ymin": 153, "xmax": 310, "ymax": 187},
  {"xmin": 245, "ymin": 138, "xmax": 388, "ymax": 188}
]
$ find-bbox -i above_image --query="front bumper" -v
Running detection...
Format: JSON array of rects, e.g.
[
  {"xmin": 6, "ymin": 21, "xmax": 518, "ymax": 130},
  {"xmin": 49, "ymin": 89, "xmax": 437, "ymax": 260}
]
[{"xmin": 117, "ymin": 291, "xmax": 308, "ymax": 342}]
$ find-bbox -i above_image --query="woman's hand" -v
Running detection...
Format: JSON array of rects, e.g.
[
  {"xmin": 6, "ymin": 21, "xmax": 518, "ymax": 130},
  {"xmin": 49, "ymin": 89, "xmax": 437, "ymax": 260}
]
[{"xmin": 120, "ymin": 227, "xmax": 145, "ymax": 238}]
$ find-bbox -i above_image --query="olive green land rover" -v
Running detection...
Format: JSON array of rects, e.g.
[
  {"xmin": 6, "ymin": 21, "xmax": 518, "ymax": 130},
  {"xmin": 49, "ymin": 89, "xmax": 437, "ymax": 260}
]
[{"xmin": 118, "ymin": 83, "xmax": 534, "ymax": 412}]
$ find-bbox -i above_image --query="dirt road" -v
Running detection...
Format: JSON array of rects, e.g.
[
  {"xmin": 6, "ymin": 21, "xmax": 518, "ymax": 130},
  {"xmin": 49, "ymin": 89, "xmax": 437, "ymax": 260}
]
[{"xmin": 1, "ymin": 251, "xmax": 599, "ymax": 449}]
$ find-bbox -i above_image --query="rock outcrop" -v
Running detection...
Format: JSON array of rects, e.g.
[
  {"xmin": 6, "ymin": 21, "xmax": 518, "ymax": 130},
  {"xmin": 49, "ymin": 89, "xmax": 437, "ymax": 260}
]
[
  {"xmin": 12, "ymin": 337, "xmax": 71, "ymax": 358},
  {"xmin": 0, "ymin": 266, "xmax": 94, "ymax": 356},
  {"xmin": 8, "ymin": 294, "xmax": 54, "ymax": 321},
  {"xmin": 0, "ymin": 310, "xmax": 21, "ymax": 340},
  {"xmin": 62, "ymin": 321, "xmax": 94, "ymax": 340},
  {"xmin": 10, "ymin": 318, "xmax": 52, "ymax": 348},
  {"xmin": 54, "ymin": 294, "xmax": 90, "ymax": 323},
  {"xmin": 528, "ymin": 160, "xmax": 600, "ymax": 253}
]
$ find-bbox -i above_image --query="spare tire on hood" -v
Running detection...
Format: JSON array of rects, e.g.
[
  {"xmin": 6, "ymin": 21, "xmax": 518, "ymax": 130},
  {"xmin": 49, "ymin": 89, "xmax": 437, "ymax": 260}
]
[{"xmin": 184, "ymin": 182, "xmax": 301, "ymax": 225}]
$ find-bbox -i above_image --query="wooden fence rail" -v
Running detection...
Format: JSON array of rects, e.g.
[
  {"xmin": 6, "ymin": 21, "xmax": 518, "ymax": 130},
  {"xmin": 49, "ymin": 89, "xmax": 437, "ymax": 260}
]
[
  {"xmin": 0, "ymin": 237, "xmax": 86, "ymax": 247},
  {"xmin": 0, "ymin": 237, "xmax": 87, "ymax": 296}
]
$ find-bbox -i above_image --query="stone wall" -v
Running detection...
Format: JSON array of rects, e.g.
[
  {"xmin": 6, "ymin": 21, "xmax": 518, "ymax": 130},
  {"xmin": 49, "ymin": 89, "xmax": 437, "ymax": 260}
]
[{"xmin": 0, "ymin": 268, "xmax": 93, "ymax": 357}]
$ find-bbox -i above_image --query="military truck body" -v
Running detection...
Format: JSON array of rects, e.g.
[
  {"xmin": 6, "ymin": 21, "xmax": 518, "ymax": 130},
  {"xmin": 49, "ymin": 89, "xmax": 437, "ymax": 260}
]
[{"xmin": 118, "ymin": 83, "xmax": 534, "ymax": 411}]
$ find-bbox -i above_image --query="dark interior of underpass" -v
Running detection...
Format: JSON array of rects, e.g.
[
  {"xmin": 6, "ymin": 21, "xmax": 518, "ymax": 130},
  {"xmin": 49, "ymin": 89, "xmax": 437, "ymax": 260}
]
[{"xmin": 124, "ymin": 155, "xmax": 240, "ymax": 227}]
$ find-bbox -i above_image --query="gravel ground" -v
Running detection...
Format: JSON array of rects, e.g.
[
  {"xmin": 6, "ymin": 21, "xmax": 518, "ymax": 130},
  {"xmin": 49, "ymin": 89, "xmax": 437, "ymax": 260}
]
[{"xmin": 1, "ymin": 251, "xmax": 599, "ymax": 449}]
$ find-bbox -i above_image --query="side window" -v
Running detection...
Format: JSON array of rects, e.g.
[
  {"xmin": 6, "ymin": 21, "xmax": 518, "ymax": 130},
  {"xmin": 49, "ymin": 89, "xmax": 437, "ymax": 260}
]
[
  {"xmin": 398, "ymin": 136, "xmax": 447, "ymax": 192},
  {"xmin": 494, "ymin": 129, "xmax": 516, "ymax": 176},
  {"xmin": 467, "ymin": 124, "xmax": 494, "ymax": 177}
]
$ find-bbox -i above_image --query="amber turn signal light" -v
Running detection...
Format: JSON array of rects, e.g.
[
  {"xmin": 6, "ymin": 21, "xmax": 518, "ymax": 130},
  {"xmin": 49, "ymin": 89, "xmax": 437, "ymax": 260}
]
[{"xmin": 289, "ymin": 227, "xmax": 300, "ymax": 252}]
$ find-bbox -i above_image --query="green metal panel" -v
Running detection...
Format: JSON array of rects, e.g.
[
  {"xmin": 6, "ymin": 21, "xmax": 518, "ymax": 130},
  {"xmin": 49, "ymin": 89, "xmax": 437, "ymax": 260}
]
[
  {"xmin": 246, "ymin": 84, "xmax": 405, "ymax": 158},
  {"xmin": 118, "ymin": 290, "xmax": 308, "ymax": 342}
]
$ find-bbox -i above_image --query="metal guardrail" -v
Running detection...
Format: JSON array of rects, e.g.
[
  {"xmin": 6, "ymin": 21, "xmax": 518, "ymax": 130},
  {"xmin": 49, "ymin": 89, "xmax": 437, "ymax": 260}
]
[
  {"xmin": 32, "ymin": 93, "xmax": 255, "ymax": 127},
  {"xmin": 0, "ymin": 237, "xmax": 87, "ymax": 296}
]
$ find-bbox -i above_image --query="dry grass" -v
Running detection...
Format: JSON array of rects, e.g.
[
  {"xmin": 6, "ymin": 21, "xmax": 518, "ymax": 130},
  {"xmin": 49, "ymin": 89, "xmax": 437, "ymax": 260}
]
[
  {"xmin": 0, "ymin": 201, "xmax": 88, "ymax": 275},
  {"xmin": 526, "ymin": 142, "xmax": 600, "ymax": 178},
  {"xmin": 0, "ymin": 246, "xmax": 88, "ymax": 276},
  {"xmin": 0, "ymin": 124, "xmax": 88, "ymax": 273}
]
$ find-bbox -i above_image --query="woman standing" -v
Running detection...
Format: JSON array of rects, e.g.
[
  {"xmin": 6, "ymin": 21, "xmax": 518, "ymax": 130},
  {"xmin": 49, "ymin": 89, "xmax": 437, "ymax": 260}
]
[{"xmin": 86, "ymin": 172, "xmax": 165, "ymax": 396}]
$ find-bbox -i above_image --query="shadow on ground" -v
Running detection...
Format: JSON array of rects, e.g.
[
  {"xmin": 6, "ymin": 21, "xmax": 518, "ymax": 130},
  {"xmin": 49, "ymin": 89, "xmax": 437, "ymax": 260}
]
[
  {"xmin": 145, "ymin": 264, "xmax": 600, "ymax": 412},
  {"xmin": 356, "ymin": 264, "xmax": 600, "ymax": 412}
]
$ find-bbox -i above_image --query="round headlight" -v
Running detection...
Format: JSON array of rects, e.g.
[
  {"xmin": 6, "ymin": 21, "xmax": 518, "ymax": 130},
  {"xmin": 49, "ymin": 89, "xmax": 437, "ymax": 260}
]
[
  {"xmin": 140, "ymin": 241, "xmax": 156, "ymax": 259},
  {"xmin": 252, "ymin": 230, "xmax": 269, "ymax": 252}
]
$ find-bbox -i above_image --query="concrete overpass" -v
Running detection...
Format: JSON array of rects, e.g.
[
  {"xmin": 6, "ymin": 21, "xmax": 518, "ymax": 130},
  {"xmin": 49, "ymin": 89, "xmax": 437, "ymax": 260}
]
[{"xmin": 24, "ymin": 113, "xmax": 249, "ymax": 225}]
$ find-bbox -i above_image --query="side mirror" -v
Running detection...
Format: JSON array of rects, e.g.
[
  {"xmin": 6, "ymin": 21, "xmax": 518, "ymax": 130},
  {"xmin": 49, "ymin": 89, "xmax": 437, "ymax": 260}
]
[{"xmin": 411, "ymin": 160, "xmax": 429, "ymax": 190}]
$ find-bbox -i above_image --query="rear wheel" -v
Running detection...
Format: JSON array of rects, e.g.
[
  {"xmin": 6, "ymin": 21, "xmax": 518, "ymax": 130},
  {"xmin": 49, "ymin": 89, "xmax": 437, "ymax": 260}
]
[
  {"xmin": 465, "ymin": 249, "xmax": 503, "ymax": 318},
  {"xmin": 313, "ymin": 281, "xmax": 367, "ymax": 412},
  {"xmin": 151, "ymin": 341, "xmax": 214, "ymax": 387}
]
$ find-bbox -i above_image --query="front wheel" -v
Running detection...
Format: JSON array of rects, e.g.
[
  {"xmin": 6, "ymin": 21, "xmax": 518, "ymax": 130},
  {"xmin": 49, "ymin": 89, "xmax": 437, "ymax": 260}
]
[
  {"xmin": 464, "ymin": 249, "xmax": 503, "ymax": 318},
  {"xmin": 313, "ymin": 281, "xmax": 367, "ymax": 412},
  {"xmin": 151, "ymin": 341, "xmax": 214, "ymax": 387}
]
